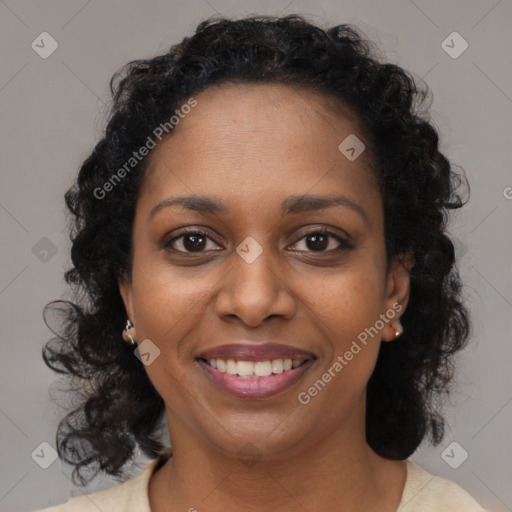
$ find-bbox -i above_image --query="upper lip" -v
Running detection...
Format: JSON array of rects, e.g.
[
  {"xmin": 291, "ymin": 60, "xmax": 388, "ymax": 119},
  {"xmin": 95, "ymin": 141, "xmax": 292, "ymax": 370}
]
[{"xmin": 197, "ymin": 343, "xmax": 316, "ymax": 362}]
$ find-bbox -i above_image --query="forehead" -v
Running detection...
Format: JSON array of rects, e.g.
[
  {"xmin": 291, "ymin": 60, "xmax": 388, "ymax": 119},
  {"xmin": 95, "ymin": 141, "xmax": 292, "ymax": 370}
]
[
  {"xmin": 139, "ymin": 82, "xmax": 380, "ymax": 220},
  {"xmin": 160, "ymin": 82, "xmax": 369, "ymax": 156}
]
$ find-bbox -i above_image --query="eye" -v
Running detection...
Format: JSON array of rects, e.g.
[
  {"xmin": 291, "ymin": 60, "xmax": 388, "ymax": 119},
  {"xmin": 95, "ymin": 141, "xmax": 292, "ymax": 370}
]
[
  {"xmin": 289, "ymin": 229, "xmax": 351, "ymax": 253},
  {"xmin": 164, "ymin": 229, "xmax": 222, "ymax": 254},
  {"xmin": 163, "ymin": 227, "xmax": 352, "ymax": 255}
]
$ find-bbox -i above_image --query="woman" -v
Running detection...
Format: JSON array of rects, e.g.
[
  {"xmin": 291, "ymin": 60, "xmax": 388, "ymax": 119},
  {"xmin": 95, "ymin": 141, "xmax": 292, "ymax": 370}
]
[{"xmin": 37, "ymin": 14, "xmax": 488, "ymax": 512}]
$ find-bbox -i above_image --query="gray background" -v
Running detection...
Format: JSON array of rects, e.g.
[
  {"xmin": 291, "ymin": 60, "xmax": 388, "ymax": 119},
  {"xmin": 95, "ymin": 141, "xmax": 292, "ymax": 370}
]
[{"xmin": 1, "ymin": 1, "xmax": 511, "ymax": 511}]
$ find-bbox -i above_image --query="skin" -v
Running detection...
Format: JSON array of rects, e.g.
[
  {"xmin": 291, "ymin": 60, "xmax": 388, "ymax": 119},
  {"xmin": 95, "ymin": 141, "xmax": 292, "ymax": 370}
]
[{"xmin": 119, "ymin": 83, "xmax": 414, "ymax": 512}]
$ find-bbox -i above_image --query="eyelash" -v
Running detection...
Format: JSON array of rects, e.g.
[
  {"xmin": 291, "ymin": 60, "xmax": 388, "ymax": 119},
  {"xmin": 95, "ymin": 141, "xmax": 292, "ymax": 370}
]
[{"xmin": 163, "ymin": 227, "xmax": 352, "ymax": 255}]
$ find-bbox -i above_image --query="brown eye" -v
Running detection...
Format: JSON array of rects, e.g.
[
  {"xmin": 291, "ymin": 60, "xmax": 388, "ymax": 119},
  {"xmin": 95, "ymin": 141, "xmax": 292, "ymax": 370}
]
[
  {"xmin": 305, "ymin": 233, "xmax": 329, "ymax": 251},
  {"xmin": 291, "ymin": 230, "xmax": 351, "ymax": 253},
  {"xmin": 181, "ymin": 233, "xmax": 207, "ymax": 252},
  {"xmin": 165, "ymin": 230, "xmax": 220, "ymax": 253}
]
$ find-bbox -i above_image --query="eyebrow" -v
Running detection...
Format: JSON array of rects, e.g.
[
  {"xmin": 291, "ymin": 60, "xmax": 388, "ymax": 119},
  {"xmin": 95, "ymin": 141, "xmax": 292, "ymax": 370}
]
[{"xmin": 149, "ymin": 193, "xmax": 369, "ymax": 224}]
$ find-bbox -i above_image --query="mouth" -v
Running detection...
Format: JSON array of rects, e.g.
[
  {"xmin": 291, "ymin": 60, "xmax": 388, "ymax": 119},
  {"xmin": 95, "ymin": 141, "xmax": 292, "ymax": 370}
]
[
  {"xmin": 197, "ymin": 357, "xmax": 310, "ymax": 377},
  {"xmin": 194, "ymin": 343, "xmax": 317, "ymax": 398}
]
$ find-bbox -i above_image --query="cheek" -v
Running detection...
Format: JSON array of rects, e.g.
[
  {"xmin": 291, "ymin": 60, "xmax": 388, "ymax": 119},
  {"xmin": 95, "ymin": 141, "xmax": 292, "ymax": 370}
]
[
  {"xmin": 306, "ymin": 261, "xmax": 386, "ymax": 336},
  {"xmin": 301, "ymin": 261, "xmax": 387, "ymax": 397},
  {"xmin": 299, "ymin": 267, "xmax": 385, "ymax": 416},
  {"xmin": 129, "ymin": 265, "xmax": 209, "ymax": 398},
  {"xmin": 130, "ymin": 256, "xmax": 210, "ymax": 345}
]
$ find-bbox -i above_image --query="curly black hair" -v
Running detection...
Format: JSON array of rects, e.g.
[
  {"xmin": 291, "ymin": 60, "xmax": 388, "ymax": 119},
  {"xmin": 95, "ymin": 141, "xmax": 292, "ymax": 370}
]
[{"xmin": 42, "ymin": 14, "xmax": 471, "ymax": 486}]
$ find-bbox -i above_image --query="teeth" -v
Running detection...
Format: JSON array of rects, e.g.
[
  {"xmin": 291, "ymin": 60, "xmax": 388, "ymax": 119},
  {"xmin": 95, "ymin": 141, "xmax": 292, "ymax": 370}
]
[
  {"xmin": 226, "ymin": 359, "xmax": 237, "ymax": 375},
  {"xmin": 254, "ymin": 361, "xmax": 272, "ymax": 377},
  {"xmin": 206, "ymin": 358, "xmax": 305, "ymax": 377},
  {"xmin": 271, "ymin": 359, "xmax": 284, "ymax": 373},
  {"xmin": 236, "ymin": 360, "xmax": 254, "ymax": 376}
]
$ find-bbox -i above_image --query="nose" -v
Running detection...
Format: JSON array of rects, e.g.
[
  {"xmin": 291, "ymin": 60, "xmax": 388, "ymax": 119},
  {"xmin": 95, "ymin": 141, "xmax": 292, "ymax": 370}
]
[{"xmin": 214, "ymin": 240, "xmax": 296, "ymax": 327}]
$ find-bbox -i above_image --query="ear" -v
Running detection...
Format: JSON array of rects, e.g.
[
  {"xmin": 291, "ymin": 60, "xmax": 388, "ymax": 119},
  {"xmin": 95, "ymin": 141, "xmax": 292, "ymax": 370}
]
[
  {"xmin": 119, "ymin": 275, "xmax": 137, "ymax": 340},
  {"xmin": 381, "ymin": 250, "xmax": 415, "ymax": 342}
]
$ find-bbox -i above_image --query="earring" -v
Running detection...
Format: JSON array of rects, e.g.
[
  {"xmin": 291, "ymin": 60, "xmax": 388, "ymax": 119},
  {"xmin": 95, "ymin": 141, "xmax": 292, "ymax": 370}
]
[
  {"xmin": 393, "ymin": 318, "xmax": 403, "ymax": 338},
  {"xmin": 124, "ymin": 319, "xmax": 137, "ymax": 346}
]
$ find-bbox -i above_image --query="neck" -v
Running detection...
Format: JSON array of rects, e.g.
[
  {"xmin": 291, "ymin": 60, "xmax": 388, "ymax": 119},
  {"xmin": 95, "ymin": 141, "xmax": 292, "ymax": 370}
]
[{"xmin": 148, "ymin": 409, "xmax": 406, "ymax": 512}]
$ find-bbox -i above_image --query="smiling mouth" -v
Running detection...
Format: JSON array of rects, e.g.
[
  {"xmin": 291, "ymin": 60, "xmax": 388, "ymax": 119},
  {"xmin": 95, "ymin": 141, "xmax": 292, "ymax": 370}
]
[
  {"xmin": 197, "ymin": 357, "xmax": 311, "ymax": 378},
  {"xmin": 196, "ymin": 356, "xmax": 316, "ymax": 399}
]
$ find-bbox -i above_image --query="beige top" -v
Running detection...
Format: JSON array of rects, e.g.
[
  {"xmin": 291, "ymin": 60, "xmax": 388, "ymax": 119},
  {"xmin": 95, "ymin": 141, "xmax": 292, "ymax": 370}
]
[{"xmin": 36, "ymin": 458, "xmax": 488, "ymax": 511}]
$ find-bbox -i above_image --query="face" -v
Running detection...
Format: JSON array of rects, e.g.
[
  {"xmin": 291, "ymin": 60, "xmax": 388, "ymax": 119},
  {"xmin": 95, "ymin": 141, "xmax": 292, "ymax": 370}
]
[{"xmin": 120, "ymin": 83, "xmax": 412, "ymax": 461}]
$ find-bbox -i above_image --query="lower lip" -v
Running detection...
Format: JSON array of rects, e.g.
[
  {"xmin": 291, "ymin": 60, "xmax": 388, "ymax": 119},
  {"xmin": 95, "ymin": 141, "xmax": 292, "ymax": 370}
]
[{"xmin": 197, "ymin": 359, "xmax": 315, "ymax": 399}]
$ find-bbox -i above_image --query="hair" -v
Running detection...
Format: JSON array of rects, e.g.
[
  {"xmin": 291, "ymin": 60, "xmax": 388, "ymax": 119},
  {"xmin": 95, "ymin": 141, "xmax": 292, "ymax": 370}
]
[{"xmin": 43, "ymin": 14, "xmax": 471, "ymax": 486}]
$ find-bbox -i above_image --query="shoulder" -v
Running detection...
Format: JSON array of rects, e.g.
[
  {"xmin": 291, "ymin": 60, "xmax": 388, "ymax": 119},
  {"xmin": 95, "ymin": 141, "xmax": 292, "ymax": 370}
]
[
  {"xmin": 398, "ymin": 460, "xmax": 489, "ymax": 512},
  {"xmin": 34, "ymin": 459, "xmax": 160, "ymax": 512}
]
